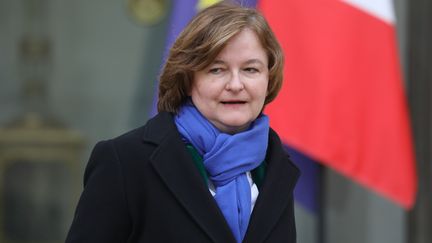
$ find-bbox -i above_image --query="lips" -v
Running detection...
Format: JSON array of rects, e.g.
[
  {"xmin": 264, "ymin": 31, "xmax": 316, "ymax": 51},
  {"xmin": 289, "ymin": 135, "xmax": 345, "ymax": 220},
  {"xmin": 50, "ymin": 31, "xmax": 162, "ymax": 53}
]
[{"xmin": 221, "ymin": 100, "xmax": 246, "ymax": 104}]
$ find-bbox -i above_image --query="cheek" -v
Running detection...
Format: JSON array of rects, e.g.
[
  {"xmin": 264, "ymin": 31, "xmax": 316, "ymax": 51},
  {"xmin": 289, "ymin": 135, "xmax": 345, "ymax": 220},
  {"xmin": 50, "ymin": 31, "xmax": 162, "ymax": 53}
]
[
  {"xmin": 195, "ymin": 82, "xmax": 221, "ymax": 99},
  {"xmin": 259, "ymin": 79, "xmax": 270, "ymax": 99},
  {"xmin": 265, "ymin": 81, "xmax": 270, "ymax": 94},
  {"xmin": 190, "ymin": 84, "xmax": 212, "ymax": 105},
  {"xmin": 190, "ymin": 85, "xmax": 203, "ymax": 99},
  {"xmin": 190, "ymin": 72, "xmax": 202, "ymax": 96}
]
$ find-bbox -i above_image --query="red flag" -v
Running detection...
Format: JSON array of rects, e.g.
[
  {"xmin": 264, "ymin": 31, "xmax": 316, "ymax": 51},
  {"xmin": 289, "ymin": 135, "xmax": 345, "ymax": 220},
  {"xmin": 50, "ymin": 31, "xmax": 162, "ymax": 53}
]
[{"xmin": 259, "ymin": 0, "xmax": 417, "ymax": 208}]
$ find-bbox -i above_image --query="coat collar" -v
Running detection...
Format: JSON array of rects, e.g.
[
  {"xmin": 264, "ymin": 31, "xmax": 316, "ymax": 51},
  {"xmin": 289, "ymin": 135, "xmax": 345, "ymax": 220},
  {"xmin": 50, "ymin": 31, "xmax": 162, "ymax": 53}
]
[
  {"xmin": 243, "ymin": 129, "xmax": 300, "ymax": 243},
  {"xmin": 142, "ymin": 112, "xmax": 236, "ymax": 243},
  {"xmin": 141, "ymin": 112, "xmax": 300, "ymax": 243}
]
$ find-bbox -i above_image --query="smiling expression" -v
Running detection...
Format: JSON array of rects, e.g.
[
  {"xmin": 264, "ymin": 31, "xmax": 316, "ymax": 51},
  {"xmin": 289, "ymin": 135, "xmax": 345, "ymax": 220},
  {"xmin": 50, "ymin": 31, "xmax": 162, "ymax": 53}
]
[{"xmin": 190, "ymin": 28, "xmax": 269, "ymax": 134}]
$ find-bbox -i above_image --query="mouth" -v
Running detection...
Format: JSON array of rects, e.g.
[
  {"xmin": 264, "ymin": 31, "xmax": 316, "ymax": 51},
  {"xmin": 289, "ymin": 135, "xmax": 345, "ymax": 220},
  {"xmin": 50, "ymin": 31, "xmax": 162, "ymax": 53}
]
[{"xmin": 221, "ymin": 100, "xmax": 246, "ymax": 105}]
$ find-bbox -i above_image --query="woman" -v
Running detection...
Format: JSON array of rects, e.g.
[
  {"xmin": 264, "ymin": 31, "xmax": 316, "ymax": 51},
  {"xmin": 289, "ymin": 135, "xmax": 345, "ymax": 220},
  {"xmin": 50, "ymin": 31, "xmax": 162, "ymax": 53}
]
[{"xmin": 66, "ymin": 2, "xmax": 300, "ymax": 243}]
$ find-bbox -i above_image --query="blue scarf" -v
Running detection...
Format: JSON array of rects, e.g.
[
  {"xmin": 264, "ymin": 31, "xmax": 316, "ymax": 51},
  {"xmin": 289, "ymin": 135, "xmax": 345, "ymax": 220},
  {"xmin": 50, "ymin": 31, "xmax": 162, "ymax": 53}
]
[{"xmin": 175, "ymin": 103, "xmax": 269, "ymax": 242}]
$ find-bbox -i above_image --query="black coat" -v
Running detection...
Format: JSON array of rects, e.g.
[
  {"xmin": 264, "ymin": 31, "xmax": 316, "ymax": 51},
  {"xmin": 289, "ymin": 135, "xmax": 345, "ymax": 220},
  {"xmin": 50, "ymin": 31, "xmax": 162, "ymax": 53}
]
[{"xmin": 66, "ymin": 112, "xmax": 300, "ymax": 243}]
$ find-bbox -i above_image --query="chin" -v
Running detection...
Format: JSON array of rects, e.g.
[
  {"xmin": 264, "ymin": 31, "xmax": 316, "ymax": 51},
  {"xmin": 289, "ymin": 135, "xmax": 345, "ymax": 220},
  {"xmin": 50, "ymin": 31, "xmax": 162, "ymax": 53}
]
[
  {"xmin": 222, "ymin": 119, "xmax": 250, "ymax": 127},
  {"xmin": 220, "ymin": 120, "xmax": 252, "ymax": 133}
]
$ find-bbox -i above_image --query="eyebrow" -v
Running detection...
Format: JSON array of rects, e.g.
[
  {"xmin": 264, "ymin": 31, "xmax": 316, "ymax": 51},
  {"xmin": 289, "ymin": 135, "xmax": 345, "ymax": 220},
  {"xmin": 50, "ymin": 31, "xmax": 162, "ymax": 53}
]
[
  {"xmin": 244, "ymin": 59, "xmax": 266, "ymax": 66},
  {"xmin": 210, "ymin": 59, "xmax": 266, "ymax": 66},
  {"xmin": 211, "ymin": 60, "xmax": 226, "ymax": 65}
]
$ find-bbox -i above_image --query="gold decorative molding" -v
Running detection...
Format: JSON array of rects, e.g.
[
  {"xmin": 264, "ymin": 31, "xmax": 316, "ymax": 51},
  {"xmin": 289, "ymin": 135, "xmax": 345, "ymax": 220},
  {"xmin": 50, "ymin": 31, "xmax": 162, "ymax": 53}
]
[
  {"xmin": 0, "ymin": 113, "xmax": 84, "ymax": 243},
  {"xmin": 127, "ymin": 0, "xmax": 169, "ymax": 25}
]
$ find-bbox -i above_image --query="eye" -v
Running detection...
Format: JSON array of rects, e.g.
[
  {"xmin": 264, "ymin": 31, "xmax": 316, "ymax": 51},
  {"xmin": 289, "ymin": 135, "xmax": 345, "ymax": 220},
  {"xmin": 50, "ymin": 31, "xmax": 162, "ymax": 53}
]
[
  {"xmin": 244, "ymin": 67, "xmax": 259, "ymax": 73},
  {"xmin": 209, "ymin": 67, "xmax": 224, "ymax": 74}
]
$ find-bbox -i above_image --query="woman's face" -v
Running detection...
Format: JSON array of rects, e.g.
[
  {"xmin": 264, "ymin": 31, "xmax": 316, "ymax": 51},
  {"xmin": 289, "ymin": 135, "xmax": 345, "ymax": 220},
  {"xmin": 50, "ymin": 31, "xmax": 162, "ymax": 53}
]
[{"xmin": 190, "ymin": 28, "xmax": 269, "ymax": 134}]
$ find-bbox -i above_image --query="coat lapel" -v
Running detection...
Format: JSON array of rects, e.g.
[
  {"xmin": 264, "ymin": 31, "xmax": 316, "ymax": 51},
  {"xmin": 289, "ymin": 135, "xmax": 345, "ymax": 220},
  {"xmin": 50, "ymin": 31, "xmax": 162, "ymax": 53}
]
[
  {"xmin": 142, "ymin": 112, "xmax": 236, "ymax": 243},
  {"xmin": 243, "ymin": 129, "xmax": 300, "ymax": 243}
]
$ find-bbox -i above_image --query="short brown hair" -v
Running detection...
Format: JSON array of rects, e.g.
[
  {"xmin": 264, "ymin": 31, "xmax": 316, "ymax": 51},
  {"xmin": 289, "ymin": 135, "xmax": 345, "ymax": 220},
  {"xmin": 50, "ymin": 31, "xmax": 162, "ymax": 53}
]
[{"xmin": 157, "ymin": 2, "xmax": 284, "ymax": 113}]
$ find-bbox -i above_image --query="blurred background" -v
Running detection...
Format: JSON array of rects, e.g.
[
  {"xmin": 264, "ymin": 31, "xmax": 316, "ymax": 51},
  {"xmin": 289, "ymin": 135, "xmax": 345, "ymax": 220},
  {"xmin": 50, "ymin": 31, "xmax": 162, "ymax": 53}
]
[{"xmin": 0, "ymin": 0, "xmax": 430, "ymax": 242}]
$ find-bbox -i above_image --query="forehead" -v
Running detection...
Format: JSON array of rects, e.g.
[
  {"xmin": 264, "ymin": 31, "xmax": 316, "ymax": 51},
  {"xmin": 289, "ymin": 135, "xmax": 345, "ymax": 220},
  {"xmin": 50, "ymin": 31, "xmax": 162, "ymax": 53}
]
[{"xmin": 212, "ymin": 28, "xmax": 268, "ymax": 64}]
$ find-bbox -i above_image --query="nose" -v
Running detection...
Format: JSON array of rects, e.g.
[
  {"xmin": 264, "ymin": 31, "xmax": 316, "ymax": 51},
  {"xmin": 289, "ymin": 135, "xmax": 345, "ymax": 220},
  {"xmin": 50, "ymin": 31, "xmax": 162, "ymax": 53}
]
[{"xmin": 225, "ymin": 71, "xmax": 244, "ymax": 92}]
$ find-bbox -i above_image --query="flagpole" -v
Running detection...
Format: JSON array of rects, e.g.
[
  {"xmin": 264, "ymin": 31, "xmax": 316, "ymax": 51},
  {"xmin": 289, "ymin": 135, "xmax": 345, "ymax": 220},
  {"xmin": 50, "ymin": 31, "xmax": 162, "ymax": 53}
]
[
  {"xmin": 317, "ymin": 164, "xmax": 326, "ymax": 243},
  {"xmin": 406, "ymin": 0, "xmax": 432, "ymax": 241}
]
